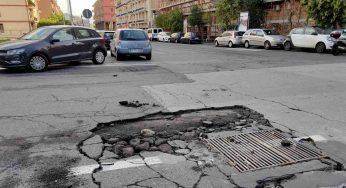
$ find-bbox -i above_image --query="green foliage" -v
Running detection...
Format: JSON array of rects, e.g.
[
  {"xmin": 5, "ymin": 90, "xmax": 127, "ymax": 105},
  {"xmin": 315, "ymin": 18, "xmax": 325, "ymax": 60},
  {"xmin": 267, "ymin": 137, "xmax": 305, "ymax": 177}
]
[
  {"xmin": 38, "ymin": 12, "xmax": 70, "ymax": 27},
  {"xmin": 188, "ymin": 5, "xmax": 204, "ymax": 27},
  {"xmin": 216, "ymin": 0, "xmax": 264, "ymax": 29},
  {"xmin": 301, "ymin": 0, "xmax": 346, "ymax": 28},
  {"xmin": 241, "ymin": 0, "xmax": 264, "ymax": 28},
  {"xmin": 170, "ymin": 9, "xmax": 184, "ymax": 32},
  {"xmin": 216, "ymin": 0, "xmax": 241, "ymax": 29},
  {"xmin": 155, "ymin": 9, "xmax": 184, "ymax": 32}
]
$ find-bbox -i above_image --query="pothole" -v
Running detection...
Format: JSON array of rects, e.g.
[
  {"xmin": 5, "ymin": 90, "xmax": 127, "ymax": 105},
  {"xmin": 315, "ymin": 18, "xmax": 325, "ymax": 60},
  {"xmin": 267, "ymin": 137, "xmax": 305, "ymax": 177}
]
[{"xmin": 91, "ymin": 106, "xmax": 274, "ymax": 159}]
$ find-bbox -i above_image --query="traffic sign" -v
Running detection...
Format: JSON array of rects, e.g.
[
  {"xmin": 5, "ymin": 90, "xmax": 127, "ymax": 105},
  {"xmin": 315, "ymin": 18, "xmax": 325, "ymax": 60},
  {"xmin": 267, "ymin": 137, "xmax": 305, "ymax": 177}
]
[{"xmin": 82, "ymin": 9, "xmax": 92, "ymax": 19}]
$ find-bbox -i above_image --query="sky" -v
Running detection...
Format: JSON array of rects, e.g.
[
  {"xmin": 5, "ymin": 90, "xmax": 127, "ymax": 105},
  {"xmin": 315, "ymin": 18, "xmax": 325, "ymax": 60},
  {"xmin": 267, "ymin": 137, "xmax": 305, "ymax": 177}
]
[{"xmin": 57, "ymin": 0, "xmax": 96, "ymax": 17}]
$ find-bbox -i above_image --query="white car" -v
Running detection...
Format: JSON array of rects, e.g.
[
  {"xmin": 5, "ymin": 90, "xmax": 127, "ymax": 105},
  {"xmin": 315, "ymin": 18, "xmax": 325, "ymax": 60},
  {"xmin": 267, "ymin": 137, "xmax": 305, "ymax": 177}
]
[
  {"xmin": 147, "ymin": 28, "xmax": 163, "ymax": 41},
  {"xmin": 283, "ymin": 27, "xmax": 334, "ymax": 53},
  {"xmin": 215, "ymin": 30, "xmax": 245, "ymax": 48},
  {"xmin": 158, "ymin": 32, "xmax": 171, "ymax": 42}
]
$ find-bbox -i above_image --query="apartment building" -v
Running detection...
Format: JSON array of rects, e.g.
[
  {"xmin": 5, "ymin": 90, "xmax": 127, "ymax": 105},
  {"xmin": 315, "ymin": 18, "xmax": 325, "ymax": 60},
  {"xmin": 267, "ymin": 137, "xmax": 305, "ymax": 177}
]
[
  {"xmin": 93, "ymin": 0, "xmax": 117, "ymax": 30},
  {"xmin": 37, "ymin": 0, "xmax": 61, "ymax": 19},
  {"xmin": 0, "ymin": 0, "xmax": 39, "ymax": 38},
  {"xmin": 264, "ymin": 0, "xmax": 313, "ymax": 33},
  {"xmin": 116, "ymin": 0, "xmax": 156, "ymax": 30},
  {"xmin": 159, "ymin": 0, "xmax": 218, "ymax": 39}
]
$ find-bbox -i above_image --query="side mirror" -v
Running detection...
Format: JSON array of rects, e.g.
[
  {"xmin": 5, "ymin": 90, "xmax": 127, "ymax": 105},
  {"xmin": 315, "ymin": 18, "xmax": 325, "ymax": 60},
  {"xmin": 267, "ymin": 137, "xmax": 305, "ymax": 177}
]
[
  {"xmin": 50, "ymin": 39, "xmax": 60, "ymax": 43},
  {"xmin": 311, "ymin": 32, "xmax": 318, "ymax": 35}
]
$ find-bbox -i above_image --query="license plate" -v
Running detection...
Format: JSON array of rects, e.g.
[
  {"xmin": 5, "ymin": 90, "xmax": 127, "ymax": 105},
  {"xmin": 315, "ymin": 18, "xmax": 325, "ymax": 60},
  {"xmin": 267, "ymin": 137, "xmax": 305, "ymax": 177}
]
[{"xmin": 130, "ymin": 49, "xmax": 143, "ymax": 53}]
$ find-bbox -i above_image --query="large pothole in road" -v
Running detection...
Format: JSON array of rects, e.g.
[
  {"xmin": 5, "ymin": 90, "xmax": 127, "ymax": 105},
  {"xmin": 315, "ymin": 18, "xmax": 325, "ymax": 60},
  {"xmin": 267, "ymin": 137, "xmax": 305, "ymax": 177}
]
[{"xmin": 91, "ymin": 106, "xmax": 277, "ymax": 159}]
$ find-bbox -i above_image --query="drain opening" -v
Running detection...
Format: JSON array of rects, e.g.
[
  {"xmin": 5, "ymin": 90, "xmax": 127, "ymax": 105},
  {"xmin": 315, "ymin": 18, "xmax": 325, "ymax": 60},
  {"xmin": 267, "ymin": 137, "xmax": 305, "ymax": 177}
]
[{"xmin": 205, "ymin": 130, "xmax": 326, "ymax": 172}]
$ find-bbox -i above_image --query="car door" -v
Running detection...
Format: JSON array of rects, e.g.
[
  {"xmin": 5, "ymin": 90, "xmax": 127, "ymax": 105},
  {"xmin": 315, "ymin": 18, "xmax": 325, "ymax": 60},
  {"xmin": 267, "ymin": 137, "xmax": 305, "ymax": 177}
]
[
  {"xmin": 256, "ymin": 30, "xmax": 266, "ymax": 46},
  {"xmin": 74, "ymin": 28, "xmax": 95, "ymax": 59},
  {"xmin": 249, "ymin": 30, "xmax": 257, "ymax": 45},
  {"xmin": 290, "ymin": 28, "xmax": 304, "ymax": 47},
  {"xmin": 48, "ymin": 28, "xmax": 78, "ymax": 63},
  {"xmin": 303, "ymin": 27, "xmax": 318, "ymax": 48},
  {"xmin": 219, "ymin": 31, "xmax": 227, "ymax": 45}
]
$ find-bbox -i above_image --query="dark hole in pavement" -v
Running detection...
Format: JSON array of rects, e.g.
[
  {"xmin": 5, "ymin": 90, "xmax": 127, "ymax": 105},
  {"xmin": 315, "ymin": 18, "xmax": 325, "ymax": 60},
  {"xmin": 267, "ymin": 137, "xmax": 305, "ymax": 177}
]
[{"xmin": 92, "ymin": 106, "xmax": 273, "ymax": 159}]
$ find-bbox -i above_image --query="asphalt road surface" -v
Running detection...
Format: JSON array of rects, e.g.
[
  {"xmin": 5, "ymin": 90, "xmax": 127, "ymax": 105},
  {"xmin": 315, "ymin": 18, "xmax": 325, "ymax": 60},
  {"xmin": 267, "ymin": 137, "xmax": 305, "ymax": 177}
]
[{"xmin": 1, "ymin": 42, "xmax": 346, "ymax": 188}]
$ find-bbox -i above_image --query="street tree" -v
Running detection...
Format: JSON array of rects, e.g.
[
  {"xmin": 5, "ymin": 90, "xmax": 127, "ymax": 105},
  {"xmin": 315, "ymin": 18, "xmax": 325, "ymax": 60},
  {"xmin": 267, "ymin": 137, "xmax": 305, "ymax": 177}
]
[
  {"xmin": 216, "ymin": 0, "xmax": 264, "ymax": 30},
  {"xmin": 38, "ymin": 13, "xmax": 70, "ymax": 27},
  {"xmin": 301, "ymin": 0, "xmax": 346, "ymax": 28},
  {"xmin": 155, "ymin": 13, "xmax": 170, "ymax": 30},
  {"xmin": 188, "ymin": 5, "xmax": 204, "ymax": 36},
  {"xmin": 169, "ymin": 9, "xmax": 184, "ymax": 32}
]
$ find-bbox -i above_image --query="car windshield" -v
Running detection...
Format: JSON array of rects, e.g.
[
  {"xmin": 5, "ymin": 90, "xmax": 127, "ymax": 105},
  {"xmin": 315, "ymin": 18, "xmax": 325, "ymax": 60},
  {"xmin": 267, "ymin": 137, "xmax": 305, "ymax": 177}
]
[
  {"xmin": 21, "ymin": 27, "xmax": 56, "ymax": 40},
  {"xmin": 120, "ymin": 30, "xmax": 148, "ymax": 41},
  {"xmin": 263, "ymin": 30, "xmax": 280, "ymax": 35},
  {"xmin": 191, "ymin": 32, "xmax": 198, "ymax": 37},
  {"xmin": 104, "ymin": 32, "xmax": 114, "ymax": 39}
]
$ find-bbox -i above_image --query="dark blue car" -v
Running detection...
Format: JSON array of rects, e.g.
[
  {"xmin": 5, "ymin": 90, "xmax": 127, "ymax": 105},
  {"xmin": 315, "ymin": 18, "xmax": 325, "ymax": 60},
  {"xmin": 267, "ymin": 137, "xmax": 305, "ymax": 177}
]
[{"xmin": 0, "ymin": 25, "xmax": 107, "ymax": 72}]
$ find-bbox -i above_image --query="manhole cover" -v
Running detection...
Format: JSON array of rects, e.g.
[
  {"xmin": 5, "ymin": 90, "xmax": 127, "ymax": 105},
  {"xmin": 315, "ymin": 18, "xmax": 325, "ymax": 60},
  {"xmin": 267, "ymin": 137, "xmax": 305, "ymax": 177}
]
[{"xmin": 205, "ymin": 130, "xmax": 326, "ymax": 172}]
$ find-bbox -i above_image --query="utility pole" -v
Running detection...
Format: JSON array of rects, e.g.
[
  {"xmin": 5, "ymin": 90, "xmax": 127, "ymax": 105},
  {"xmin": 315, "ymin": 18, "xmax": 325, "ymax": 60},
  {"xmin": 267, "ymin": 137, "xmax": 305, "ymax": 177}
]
[{"xmin": 67, "ymin": 0, "xmax": 74, "ymax": 25}]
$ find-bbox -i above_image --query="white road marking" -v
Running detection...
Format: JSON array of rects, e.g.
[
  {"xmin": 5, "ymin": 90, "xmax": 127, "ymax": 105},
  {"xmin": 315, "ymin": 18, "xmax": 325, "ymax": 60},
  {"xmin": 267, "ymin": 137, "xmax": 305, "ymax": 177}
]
[
  {"xmin": 294, "ymin": 135, "xmax": 327, "ymax": 142},
  {"xmin": 70, "ymin": 156, "xmax": 162, "ymax": 176}
]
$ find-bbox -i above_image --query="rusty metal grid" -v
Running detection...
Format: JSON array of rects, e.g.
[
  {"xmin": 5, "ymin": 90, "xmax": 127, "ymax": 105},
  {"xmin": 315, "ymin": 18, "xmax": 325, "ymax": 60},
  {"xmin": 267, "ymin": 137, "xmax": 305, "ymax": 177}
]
[{"xmin": 205, "ymin": 130, "xmax": 326, "ymax": 172}]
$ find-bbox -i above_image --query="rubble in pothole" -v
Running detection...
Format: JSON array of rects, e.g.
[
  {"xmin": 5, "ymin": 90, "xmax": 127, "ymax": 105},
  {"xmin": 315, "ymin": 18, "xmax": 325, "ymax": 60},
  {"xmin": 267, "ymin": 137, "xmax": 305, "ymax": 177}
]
[{"xmin": 90, "ymin": 106, "xmax": 274, "ymax": 159}]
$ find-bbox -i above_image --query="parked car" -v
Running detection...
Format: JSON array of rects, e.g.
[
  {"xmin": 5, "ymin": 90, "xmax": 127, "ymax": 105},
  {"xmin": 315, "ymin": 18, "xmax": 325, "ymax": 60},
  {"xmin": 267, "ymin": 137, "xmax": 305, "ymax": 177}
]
[
  {"xmin": 169, "ymin": 32, "xmax": 184, "ymax": 43},
  {"xmin": 330, "ymin": 29, "xmax": 346, "ymax": 56},
  {"xmin": 158, "ymin": 32, "xmax": 171, "ymax": 42},
  {"xmin": 110, "ymin": 29, "xmax": 152, "ymax": 60},
  {"xmin": 97, "ymin": 30, "xmax": 115, "ymax": 50},
  {"xmin": 180, "ymin": 32, "xmax": 202, "ymax": 44},
  {"xmin": 242, "ymin": 29, "xmax": 285, "ymax": 50},
  {"xmin": 215, "ymin": 30, "xmax": 245, "ymax": 48},
  {"xmin": 0, "ymin": 25, "xmax": 107, "ymax": 72},
  {"xmin": 147, "ymin": 28, "xmax": 163, "ymax": 41},
  {"xmin": 283, "ymin": 27, "xmax": 334, "ymax": 53}
]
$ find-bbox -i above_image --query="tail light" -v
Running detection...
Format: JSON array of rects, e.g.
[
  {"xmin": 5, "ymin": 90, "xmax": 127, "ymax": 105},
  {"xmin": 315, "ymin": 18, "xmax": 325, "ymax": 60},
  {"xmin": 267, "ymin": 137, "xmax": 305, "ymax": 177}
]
[
  {"xmin": 101, "ymin": 36, "xmax": 106, "ymax": 45},
  {"xmin": 234, "ymin": 32, "xmax": 236, "ymax": 38}
]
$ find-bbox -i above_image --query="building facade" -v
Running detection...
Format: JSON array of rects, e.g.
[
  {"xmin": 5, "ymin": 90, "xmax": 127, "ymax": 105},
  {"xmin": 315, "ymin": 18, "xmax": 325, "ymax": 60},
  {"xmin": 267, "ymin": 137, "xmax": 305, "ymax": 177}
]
[
  {"xmin": 116, "ymin": 0, "xmax": 157, "ymax": 30},
  {"xmin": 159, "ymin": 0, "xmax": 219, "ymax": 39},
  {"xmin": 0, "ymin": 0, "xmax": 39, "ymax": 38},
  {"xmin": 264, "ymin": 0, "xmax": 313, "ymax": 34},
  {"xmin": 93, "ymin": 0, "xmax": 117, "ymax": 30},
  {"xmin": 37, "ymin": 0, "xmax": 61, "ymax": 19}
]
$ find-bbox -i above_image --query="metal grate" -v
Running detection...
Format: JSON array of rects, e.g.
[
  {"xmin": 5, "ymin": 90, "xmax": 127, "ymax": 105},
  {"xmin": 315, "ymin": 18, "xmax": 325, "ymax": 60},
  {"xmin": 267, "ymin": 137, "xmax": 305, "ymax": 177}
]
[{"xmin": 205, "ymin": 130, "xmax": 326, "ymax": 172}]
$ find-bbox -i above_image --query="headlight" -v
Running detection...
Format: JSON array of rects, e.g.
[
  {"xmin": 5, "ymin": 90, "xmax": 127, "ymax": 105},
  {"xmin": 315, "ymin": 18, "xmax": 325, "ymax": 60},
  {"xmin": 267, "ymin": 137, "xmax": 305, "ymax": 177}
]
[
  {"xmin": 327, "ymin": 37, "xmax": 333, "ymax": 41},
  {"xmin": 7, "ymin": 49, "xmax": 25, "ymax": 55}
]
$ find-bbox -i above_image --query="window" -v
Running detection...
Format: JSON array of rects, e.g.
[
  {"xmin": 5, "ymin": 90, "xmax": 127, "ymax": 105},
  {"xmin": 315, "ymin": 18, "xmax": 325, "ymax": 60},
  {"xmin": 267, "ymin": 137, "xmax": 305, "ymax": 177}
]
[
  {"xmin": 221, "ymin": 32, "xmax": 227, "ymax": 37},
  {"xmin": 293, "ymin": 28, "xmax": 304, "ymax": 34},
  {"xmin": 304, "ymin": 27, "xmax": 316, "ymax": 35},
  {"xmin": 119, "ymin": 30, "xmax": 148, "ymax": 41},
  {"xmin": 256, "ymin": 30, "xmax": 264, "ymax": 36},
  {"xmin": 236, "ymin": 31, "xmax": 245, "ymax": 36},
  {"xmin": 75, "ymin": 29, "xmax": 92, "ymax": 39},
  {"xmin": 0, "ymin": 24, "xmax": 4, "ymax": 33},
  {"xmin": 263, "ymin": 29, "xmax": 279, "ymax": 35},
  {"xmin": 153, "ymin": 29, "xmax": 157, "ymax": 33},
  {"xmin": 52, "ymin": 29, "xmax": 75, "ymax": 41},
  {"xmin": 250, "ymin": 30, "xmax": 256, "ymax": 36},
  {"xmin": 147, "ymin": 30, "xmax": 152, "ymax": 34}
]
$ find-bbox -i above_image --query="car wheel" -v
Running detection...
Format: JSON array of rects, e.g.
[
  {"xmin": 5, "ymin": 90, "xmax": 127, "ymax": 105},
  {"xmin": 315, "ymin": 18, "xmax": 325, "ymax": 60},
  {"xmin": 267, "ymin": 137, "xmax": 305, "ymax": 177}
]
[
  {"xmin": 146, "ymin": 54, "xmax": 152, "ymax": 60},
  {"xmin": 116, "ymin": 52, "xmax": 123, "ymax": 61},
  {"xmin": 284, "ymin": 41, "xmax": 292, "ymax": 51},
  {"xmin": 93, "ymin": 49, "xmax": 105, "ymax": 64},
  {"xmin": 244, "ymin": 41, "xmax": 250, "ymax": 48},
  {"xmin": 29, "ymin": 54, "xmax": 48, "ymax": 72},
  {"xmin": 215, "ymin": 41, "xmax": 219, "ymax": 47},
  {"xmin": 315, "ymin": 42, "xmax": 326, "ymax": 53},
  {"xmin": 264, "ymin": 41, "xmax": 271, "ymax": 50},
  {"xmin": 332, "ymin": 45, "xmax": 340, "ymax": 56},
  {"xmin": 228, "ymin": 41, "xmax": 233, "ymax": 48}
]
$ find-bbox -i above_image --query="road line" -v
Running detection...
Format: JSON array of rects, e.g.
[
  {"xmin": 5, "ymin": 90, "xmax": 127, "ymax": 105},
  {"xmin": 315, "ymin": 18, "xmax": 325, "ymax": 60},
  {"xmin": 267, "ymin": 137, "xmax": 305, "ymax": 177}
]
[{"xmin": 70, "ymin": 156, "xmax": 162, "ymax": 176}]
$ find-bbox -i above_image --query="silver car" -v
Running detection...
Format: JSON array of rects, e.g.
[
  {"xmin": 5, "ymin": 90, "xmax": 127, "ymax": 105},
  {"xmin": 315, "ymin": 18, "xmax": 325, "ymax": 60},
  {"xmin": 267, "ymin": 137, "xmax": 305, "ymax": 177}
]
[
  {"xmin": 215, "ymin": 31, "xmax": 245, "ymax": 48},
  {"xmin": 110, "ymin": 29, "xmax": 152, "ymax": 60},
  {"xmin": 242, "ymin": 29, "xmax": 286, "ymax": 50}
]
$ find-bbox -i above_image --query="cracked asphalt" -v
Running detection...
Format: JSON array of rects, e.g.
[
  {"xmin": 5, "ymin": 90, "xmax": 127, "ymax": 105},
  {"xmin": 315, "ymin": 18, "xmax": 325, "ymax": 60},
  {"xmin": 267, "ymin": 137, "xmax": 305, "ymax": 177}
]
[{"xmin": 0, "ymin": 42, "xmax": 346, "ymax": 188}]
